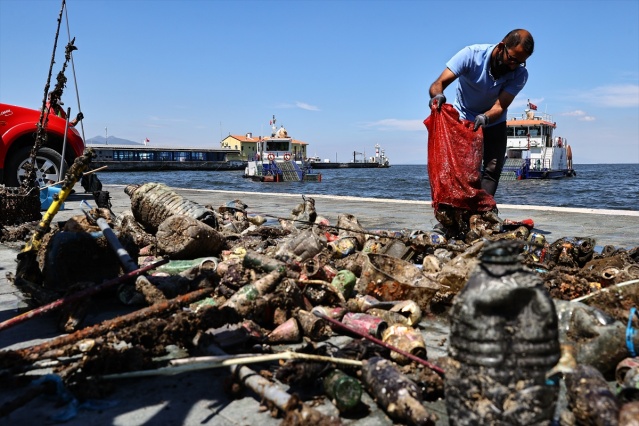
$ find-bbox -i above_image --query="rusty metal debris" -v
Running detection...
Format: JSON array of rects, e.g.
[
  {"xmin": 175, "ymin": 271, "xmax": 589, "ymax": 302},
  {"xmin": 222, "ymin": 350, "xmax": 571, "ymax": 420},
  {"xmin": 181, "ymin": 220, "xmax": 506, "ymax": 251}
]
[{"xmin": 1, "ymin": 186, "xmax": 639, "ymax": 424}]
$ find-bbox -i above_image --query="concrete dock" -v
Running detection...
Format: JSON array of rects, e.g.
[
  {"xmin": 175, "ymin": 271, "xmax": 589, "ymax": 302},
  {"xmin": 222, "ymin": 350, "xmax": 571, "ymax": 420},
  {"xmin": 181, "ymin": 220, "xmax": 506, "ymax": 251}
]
[{"xmin": 1, "ymin": 184, "xmax": 638, "ymax": 425}]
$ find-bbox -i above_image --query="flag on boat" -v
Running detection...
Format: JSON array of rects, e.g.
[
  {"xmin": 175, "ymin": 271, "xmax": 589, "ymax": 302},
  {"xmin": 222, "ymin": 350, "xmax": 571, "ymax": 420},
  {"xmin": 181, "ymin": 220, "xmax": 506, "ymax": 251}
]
[
  {"xmin": 528, "ymin": 101, "xmax": 537, "ymax": 110},
  {"xmin": 144, "ymin": 138, "xmax": 150, "ymax": 145}
]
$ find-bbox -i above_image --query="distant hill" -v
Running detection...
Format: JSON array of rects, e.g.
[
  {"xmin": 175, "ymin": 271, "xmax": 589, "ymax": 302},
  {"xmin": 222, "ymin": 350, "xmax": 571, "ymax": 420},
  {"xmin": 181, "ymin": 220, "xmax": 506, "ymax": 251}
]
[{"xmin": 86, "ymin": 136, "xmax": 143, "ymax": 145}]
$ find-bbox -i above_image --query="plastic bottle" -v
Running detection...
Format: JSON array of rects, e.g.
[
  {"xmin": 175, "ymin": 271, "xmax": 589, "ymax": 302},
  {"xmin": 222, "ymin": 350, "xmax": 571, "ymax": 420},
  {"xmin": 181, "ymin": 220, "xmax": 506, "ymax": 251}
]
[
  {"xmin": 446, "ymin": 240, "xmax": 561, "ymax": 425},
  {"xmin": 124, "ymin": 182, "xmax": 217, "ymax": 232}
]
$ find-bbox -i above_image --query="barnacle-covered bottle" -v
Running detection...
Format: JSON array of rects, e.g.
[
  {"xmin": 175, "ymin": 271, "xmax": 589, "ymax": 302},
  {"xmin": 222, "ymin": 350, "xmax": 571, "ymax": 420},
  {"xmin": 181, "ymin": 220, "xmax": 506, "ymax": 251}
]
[
  {"xmin": 124, "ymin": 182, "xmax": 217, "ymax": 232},
  {"xmin": 446, "ymin": 240, "xmax": 561, "ymax": 425}
]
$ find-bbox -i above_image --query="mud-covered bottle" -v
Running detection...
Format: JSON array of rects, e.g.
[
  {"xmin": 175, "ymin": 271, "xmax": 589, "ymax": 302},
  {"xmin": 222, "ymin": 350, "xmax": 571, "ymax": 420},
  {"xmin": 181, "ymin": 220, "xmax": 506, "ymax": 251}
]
[
  {"xmin": 446, "ymin": 240, "xmax": 561, "ymax": 425},
  {"xmin": 124, "ymin": 182, "xmax": 217, "ymax": 232},
  {"xmin": 323, "ymin": 368, "xmax": 362, "ymax": 412}
]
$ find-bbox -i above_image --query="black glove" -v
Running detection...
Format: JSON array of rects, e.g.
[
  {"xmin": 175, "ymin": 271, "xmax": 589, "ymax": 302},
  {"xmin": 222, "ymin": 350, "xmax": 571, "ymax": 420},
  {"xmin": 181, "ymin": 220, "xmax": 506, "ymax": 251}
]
[
  {"xmin": 429, "ymin": 93, "xmax": 446, "ymax": 112},
  {"xmin": 75, "ymin": 112, "xmax": 84, "ymax": 122},
  {"xmin": 473, "ymin": 114, "xmax": 489, "ymax": 131}
]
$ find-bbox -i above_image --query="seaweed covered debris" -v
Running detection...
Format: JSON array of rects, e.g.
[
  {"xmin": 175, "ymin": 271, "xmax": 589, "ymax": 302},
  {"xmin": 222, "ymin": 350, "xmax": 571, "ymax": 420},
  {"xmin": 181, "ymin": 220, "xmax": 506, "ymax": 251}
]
[{"xmin": 1, "ymin": 183, "xmax": 638, "ymax": 424}]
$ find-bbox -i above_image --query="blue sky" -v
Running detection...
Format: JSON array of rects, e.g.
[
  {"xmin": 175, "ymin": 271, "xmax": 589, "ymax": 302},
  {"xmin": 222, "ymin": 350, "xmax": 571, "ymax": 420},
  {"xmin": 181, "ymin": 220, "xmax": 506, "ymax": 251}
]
[{"xmin": 1, "ymin": 0, "xmax": 638, "ymax": 164}]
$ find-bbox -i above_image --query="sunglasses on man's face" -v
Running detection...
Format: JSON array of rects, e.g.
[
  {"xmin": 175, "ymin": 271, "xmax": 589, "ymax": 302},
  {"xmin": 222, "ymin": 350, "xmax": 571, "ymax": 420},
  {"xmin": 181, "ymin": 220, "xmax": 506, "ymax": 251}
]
[{"xmin": 503, "ymin": 46, "xmax": 526, "ymax": 67}]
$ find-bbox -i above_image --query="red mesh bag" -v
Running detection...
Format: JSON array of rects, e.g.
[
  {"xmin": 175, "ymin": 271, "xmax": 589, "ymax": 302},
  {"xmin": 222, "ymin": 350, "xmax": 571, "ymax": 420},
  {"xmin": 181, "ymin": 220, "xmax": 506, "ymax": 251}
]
[{"xmin": 424, "ymin": 104, "xmax": 496, "ymax": 214}]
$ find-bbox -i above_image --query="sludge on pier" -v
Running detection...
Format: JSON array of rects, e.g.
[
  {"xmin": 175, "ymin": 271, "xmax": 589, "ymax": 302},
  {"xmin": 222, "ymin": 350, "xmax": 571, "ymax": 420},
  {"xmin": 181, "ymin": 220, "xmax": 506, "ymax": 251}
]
[{"xmin": 1, "ymin": 183, "xmax": 639, "ymax": 425}]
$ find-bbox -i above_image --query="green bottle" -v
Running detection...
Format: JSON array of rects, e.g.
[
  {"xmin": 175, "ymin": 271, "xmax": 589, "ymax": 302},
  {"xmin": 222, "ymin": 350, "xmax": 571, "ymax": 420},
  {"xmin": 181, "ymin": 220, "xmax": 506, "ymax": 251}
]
[
  {"xmin": 323, "ymin": 368, "xmax": 362, "ymax": 412},
  {"xmin": 330, "ymin": 269, "xmax": 356, "ymax": 298}
]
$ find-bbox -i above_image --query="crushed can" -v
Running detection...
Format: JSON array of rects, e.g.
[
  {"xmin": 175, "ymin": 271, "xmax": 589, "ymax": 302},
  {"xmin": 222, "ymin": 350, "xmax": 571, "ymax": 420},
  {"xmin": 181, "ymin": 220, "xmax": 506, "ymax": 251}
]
[
  {"xmin": 446, "ymin": 240, "xmax": 560, "ymax": 425},
  {"xmin": 527, "ymin": 231, "xmax": 546, "ymax": 247},
  {"xmin": 341, "ymin": 312, "xmax": 388, "ymax": 339},
  {"xmin": 381, "ymin": 323, "xmax": 427, "ymax": 364},
  {"xmin": 328, "ymin": 236, "xmax": 358, "ymax": 258}
]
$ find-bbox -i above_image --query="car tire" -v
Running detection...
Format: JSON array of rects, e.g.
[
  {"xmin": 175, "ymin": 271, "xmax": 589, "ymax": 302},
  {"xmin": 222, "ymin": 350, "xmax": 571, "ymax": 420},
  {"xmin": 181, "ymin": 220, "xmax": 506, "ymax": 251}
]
[{"xmin": 5, "ymin": 146, "xmax": 66, "ymax": 187}]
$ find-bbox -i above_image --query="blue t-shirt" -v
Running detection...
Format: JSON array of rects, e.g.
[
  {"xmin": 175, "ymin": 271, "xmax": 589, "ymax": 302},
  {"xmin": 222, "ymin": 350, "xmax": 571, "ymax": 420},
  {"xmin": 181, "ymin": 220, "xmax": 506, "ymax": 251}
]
[{"xmin": 446, "ymin": 43, "xmax": 528, "ymax": 125}]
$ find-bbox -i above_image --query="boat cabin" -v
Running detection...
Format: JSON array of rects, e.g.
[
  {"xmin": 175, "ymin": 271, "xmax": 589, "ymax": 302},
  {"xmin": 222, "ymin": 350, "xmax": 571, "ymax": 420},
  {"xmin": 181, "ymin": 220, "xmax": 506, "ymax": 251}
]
[
  {"xmin": 500, "ymin": 105, "xmax": 573, "ymax": 179},
  {"xmin": 250, "ymin": 125, "xmax": 297, "ymax": 161},
  {"xmin": 506, "ymin": 109, "xmax": 557, "ymax": 152}
]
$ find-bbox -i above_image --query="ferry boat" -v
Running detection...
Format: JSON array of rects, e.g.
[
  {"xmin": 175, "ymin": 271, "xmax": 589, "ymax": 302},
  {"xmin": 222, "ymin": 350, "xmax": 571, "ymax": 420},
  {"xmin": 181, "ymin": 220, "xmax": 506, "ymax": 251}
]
[
  {"xmin": 309, "ymin": 143, "xmax": 391, "ymax": 169},
  {"xmin": 243, "ymin": 121, "xmax": 322, "ymax": 182},
  {"xmin": 501, "ymin": 101, "xmax": 576, "ymax": 180},
  {"xmin": 86, "ymin": 144, "xmax": 245, "ymax": 171}
]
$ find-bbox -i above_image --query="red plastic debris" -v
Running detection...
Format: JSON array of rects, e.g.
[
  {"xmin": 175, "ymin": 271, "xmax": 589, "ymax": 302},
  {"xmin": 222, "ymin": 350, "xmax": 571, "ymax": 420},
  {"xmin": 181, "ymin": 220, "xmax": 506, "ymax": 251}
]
[{"xmin": 424, "ymin": 104, "xmax": 496, "ymax": 214}]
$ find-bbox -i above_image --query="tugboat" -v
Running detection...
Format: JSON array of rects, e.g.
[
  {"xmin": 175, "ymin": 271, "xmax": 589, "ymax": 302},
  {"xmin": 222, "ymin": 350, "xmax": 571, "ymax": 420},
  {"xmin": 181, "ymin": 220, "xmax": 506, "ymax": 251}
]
[
  {"xmin": 243, "ymin": 118, "xmax": 321, "ymax": 182},
  {"xmin": 307, "ymin": 143, "xmax": 391, "ymax": 169},
  {"xmin": 501, "ymin": 100, "xmax": 576, "ymax": 180}
]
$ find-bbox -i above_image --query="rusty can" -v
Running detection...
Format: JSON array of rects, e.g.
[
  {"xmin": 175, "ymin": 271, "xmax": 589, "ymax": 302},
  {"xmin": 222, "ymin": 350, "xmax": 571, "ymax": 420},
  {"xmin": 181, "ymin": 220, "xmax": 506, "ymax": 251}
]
[
  {"xmin": 411, "ymin": 231, "xmax": 447, "ymax": 247},
  {"xmin": 362, "ymin": 239, "xmax": 383, "ymax": 254},
  {"xmin": 381, "ymin": 323, "xmax": 427, "ymax": 364},
  {"xmin": 500, "ymin": 225, "xmax": 530, "ymax": 240},
  {"xmin": 366, "ymin": 308, "xmax": 410, "ymax": 326},
  {"xmin": 346, "ymin": 294, "xmax": 382, "ymax": 312},
  {"xmin": 616, "ymin": 357, "xmax": 639, "ymax": 385},
  {"xmin": 322, "ymin": 264, "xmax": 339, "ymax": 281},
  {"xmin": 341, "ymin": 312, "xmax": 388, "ymax": 338},
  {"xmin": 328, "ymin": 237, "xmax": 357, "ymax": 258},
  {"xmin": 311, "ymin": 305, "xmax": 347, "ymax": 320},
  {"xmin": 527, "ymin": 232, "xmax": 546, "ymax": 247}
]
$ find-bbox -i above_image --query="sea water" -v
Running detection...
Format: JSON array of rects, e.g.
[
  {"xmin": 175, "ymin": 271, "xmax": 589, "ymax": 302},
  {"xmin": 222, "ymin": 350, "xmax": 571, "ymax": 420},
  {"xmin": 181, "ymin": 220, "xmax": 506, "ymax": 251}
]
[{"xmin": 96, "ymin": 163, "xmax": 639, "ymax": 211}]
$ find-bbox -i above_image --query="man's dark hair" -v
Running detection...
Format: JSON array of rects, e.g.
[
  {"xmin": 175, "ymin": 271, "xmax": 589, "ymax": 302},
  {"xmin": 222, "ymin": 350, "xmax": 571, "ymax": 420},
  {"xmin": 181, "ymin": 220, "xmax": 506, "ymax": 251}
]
[{"xmin": 503, "ymin": 29, "xmax": 534, "ymax": 55}]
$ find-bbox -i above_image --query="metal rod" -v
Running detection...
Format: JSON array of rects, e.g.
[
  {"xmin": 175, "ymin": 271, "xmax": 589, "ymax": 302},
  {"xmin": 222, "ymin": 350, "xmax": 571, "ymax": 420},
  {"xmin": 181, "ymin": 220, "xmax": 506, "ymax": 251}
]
[
  {"xmin": 43, "ymin": 166, "xmax": 108, "ymax": 189},
  {"xmin": 15, "ymin": 288, "xmax": 212, "ymax": 363},
  {"xmin": 59, "ymin": 106, "xmax": 70, "ymax": 181},
  {"xmin": 313, "ymin": 310, "xmax": 445, "ymax": 376},
  {"xmin": 0, "ymin": 258, "xmax": 169, "ymax": 332},
  {"xmin": 97, "ymin": 352, "xmax": 362, "ymax": 380}
]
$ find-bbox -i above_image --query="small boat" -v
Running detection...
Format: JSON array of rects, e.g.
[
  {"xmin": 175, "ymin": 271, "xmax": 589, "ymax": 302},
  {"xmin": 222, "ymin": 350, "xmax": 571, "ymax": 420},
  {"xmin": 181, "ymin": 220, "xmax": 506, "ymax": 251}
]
[
  {"xmin": 501, "ymin": 101, "xmax": 576, "ymax": 180},
  {"xmin": 243, "ymin": 120, "xmax": 322, "ymax": 182},
  {"xmin": 309, "ymin": 144, "xmax": 391, "ymax": 169}
]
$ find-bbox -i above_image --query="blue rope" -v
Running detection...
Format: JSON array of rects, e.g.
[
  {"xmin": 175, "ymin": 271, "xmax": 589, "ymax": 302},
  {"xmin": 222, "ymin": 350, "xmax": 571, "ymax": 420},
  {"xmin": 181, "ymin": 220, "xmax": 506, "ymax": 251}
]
[
  {"xmin": 627, "ymin": 307, "xmax": 639, "ymax": 357},
  {"xmin": 32, "ymin": 374, "xmax": 118, "ymax": 423}
]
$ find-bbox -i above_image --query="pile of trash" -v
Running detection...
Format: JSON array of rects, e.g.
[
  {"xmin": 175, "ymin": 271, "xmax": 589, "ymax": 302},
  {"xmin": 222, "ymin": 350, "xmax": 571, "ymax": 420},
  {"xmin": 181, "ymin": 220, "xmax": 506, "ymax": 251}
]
[{"xmin": 1, "ymin": 182, "xmax": 639, "ymax": 425}]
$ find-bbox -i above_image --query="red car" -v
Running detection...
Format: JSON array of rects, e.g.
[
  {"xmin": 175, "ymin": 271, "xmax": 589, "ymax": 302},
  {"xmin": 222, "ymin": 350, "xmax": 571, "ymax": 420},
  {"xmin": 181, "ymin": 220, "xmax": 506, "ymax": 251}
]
[{"xmin": 0, "ymin": 102, "xmax": 85, "ymax": 187}]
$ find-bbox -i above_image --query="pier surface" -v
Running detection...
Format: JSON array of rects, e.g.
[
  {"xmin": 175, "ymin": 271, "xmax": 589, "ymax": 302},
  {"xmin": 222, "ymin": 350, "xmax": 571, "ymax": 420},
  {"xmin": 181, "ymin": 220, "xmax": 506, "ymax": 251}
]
[{"xmin": 1, "ymin": 184, "xmax": 638, "ymax": 425}]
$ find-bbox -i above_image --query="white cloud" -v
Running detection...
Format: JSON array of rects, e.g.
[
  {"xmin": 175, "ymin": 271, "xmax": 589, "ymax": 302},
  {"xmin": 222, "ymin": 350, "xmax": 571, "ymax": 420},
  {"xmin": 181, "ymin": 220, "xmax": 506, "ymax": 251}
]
[
  {"xmin": 361, "ymin": 119, "xmax": 425, "ymax": 131},
  {"xmin": 562, "ymin": 110, "xmax": 587, "ymax": 117},
  {"xmin": 578, "ymin": 84, "xmax": 639, "ymax": 108},
  {"xmin": 560, "ymin": 110, "xmax": 596, "ymax": 121},
  {"xmin": 274, "ymin": 101, "xmax": 320, "ymax": 111},
  {"xmin": 295, "ymin": 101, "xmax": 320, "ymax": 111}
]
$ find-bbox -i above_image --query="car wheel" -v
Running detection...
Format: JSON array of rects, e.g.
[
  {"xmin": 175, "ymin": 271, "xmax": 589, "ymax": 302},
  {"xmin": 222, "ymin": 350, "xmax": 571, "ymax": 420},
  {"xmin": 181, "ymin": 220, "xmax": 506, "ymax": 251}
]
[{"xmin": 5, "ymin": 147, "xmax": 66, "ymax": 187}]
